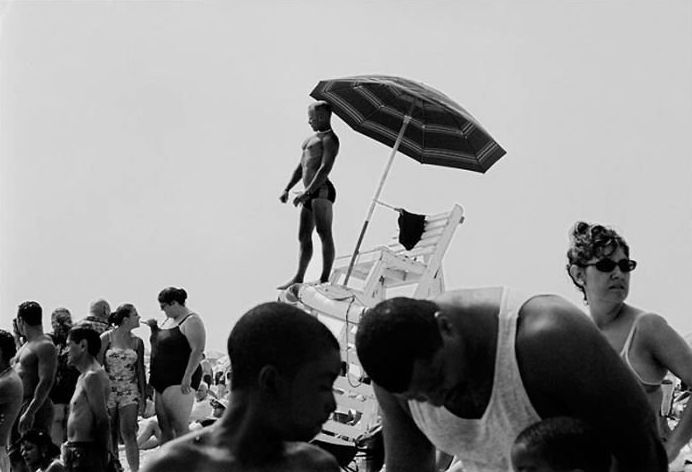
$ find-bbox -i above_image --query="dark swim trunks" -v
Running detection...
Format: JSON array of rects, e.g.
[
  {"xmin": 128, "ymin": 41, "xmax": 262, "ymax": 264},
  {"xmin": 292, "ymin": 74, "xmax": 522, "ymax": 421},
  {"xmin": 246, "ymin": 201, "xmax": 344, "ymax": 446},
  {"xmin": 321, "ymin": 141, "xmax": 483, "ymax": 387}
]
[
  {"xmin": 304, "ymin": 179, "xmax": 336, "ymax": 210},
  {"xmin": 63, "ymin": 442, "xmax": 108, "ymax": 472}
]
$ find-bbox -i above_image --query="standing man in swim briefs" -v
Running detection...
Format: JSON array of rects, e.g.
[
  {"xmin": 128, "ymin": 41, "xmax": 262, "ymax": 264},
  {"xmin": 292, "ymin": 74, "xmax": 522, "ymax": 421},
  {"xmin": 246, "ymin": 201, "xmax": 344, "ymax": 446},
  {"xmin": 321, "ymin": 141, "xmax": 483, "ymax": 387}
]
[
  {"xmin": 10, "ymin": 301, "xmax": 57, "ymax": 472},
  {"xmin": 65, "ymin": 327, "xmax": 110, "ymax": 472},
  {"xmin": 278, "ymin": 101, "xmax": 340, "ymax": 289}
]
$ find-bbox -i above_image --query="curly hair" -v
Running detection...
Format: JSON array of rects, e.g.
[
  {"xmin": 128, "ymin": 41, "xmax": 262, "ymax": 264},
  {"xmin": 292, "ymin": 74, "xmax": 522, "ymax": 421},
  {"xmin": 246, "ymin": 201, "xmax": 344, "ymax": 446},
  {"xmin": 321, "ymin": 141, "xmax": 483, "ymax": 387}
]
[{"xmin": 566, "ymin": 221, "xmax": 630, "ymax": 302}]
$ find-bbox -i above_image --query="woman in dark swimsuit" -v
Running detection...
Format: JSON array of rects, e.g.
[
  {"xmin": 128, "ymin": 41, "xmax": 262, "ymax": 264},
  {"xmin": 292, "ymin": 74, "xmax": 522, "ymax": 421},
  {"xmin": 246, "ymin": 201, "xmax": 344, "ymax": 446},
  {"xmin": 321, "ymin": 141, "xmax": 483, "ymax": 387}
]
[{"xmin": 146, "ymin": 287, "xmax": 206, "ymax": 444}]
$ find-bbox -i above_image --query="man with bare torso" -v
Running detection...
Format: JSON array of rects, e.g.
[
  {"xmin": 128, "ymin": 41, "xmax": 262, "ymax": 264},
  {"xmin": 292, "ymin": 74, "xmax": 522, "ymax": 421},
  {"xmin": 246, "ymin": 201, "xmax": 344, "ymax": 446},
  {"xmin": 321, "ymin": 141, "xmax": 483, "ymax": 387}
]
[
  {"xmin": 141, "ymin": 302, "xmax": 341, "ymax": 472},
  {"xmin": 278, "ymin": 101, "xmax": 340, "ymax": 289},
  {"xmin": 10, "ymin": 301, "xmax": 57, "ymax": 472},
  {"xmin": 0, "ymin": 329, "xmax": 23, "ymax": 472},
  {"xmin": 64, "ymin": 327, "xmax": 110, "ymax": 472}
]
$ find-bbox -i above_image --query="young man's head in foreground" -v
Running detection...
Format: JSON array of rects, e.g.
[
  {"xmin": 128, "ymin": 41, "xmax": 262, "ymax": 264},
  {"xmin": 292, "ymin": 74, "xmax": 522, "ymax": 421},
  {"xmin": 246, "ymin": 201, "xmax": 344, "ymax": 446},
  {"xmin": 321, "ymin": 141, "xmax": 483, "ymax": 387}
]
[
  {"xmin": 511, "ymin": 417, "xmax": 611, "ymax": 472},
  {"xmin": 228, "ymin": 302, "xmax": 341, "ymax": 441}
]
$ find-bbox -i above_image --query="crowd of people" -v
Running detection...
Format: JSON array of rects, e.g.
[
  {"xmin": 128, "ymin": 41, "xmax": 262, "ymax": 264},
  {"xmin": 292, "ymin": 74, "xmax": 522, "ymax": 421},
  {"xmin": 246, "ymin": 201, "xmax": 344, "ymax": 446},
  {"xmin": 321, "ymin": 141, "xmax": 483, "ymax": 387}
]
[
  {"xmin": 0, "ymin": 286, "xmax": 233, "ymax": 472},
  {"xmin": 1, "ymin": 220, "xmax": 692, "ymax": 472}
]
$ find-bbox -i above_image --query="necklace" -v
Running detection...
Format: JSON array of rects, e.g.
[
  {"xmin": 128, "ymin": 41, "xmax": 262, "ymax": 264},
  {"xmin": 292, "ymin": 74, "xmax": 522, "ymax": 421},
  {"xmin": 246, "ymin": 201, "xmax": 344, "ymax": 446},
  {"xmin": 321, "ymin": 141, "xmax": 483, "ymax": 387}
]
[
  {"xmin": 0, "ymin": 365, "xmax": 13, "ymax": 377},
  {"xmin": 316, "ymin": 128, "xmax": 332, "ymax": 134}
]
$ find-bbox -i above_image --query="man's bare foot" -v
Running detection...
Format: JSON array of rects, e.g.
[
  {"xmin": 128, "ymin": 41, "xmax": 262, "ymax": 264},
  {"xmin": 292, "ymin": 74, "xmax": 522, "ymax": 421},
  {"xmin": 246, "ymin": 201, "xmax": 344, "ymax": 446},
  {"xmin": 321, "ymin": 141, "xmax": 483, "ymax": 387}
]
[{"xmin": 277, "ymin": 278, "xmax": 302, "ymax": 290}]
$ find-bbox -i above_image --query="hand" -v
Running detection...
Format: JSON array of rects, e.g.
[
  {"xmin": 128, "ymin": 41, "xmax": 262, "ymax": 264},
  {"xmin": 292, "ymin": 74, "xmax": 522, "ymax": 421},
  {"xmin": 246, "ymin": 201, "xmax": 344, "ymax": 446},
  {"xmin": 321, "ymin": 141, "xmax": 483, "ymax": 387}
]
[
  {"xmin": 18, "ymin": 410, "xmax": 35, "ymax": 435},
  {"xmin": 279, "ymin": 190, "xmax": 289, "ymax": 203},
  {"xmin": 292, "ymin": 192, "xmax": 308, "ymax": 207},
  {"xmin": 180, "ymin": 377, "xmax": 192, "ymax": 395},
  {"xmin": 143, "ymin": 318, "xmax": 159, "ymax": 330}
]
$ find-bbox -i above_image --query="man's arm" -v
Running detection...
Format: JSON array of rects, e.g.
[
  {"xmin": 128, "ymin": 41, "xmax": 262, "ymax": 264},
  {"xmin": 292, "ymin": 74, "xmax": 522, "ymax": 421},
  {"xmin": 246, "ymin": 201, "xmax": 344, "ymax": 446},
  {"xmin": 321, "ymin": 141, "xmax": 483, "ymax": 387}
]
[
  {"xmin": 641, "ymin": 313, "xmax": 692, "ymax": 460},
  {"xmin": 302, "ymin": 135, "xmax": 339, "ymax": 195},
  {"xmin": 280, "ymin": 163, "xmax": 303, "ymax": 203},
  {"xmin": 84, "ymin": 372, "xmax": 110, "ymax": 451},
  {"xmin": 517, "ymin": 296, "xmax": 667, "ymax": 472},
  {"xmin": 374, "ymin": 383, "xmax": 436, "ymax": 472},
  {"xmin": 19, "ymin": 341, "xmax": 57, "ymax": 434}
]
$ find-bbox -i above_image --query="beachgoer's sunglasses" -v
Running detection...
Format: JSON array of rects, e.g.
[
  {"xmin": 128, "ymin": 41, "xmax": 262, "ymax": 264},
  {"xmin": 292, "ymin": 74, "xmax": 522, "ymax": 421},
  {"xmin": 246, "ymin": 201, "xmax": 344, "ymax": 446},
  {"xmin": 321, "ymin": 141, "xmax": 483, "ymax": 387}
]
[{"xmin": 581, "ymin": 259, "xmax": 637, "ymax": 273}]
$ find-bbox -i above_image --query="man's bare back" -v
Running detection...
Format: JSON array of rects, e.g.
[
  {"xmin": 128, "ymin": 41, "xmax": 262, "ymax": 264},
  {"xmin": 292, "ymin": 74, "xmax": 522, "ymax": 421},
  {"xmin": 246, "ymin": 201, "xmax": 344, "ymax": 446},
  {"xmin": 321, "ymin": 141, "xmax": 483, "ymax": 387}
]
[
  {"xmin": 15, "ymin": 335, "xmax": 54, "ymax": 400},
  {"xmin": 143, "ymin": 426, "xmax": 339, "ymax": 472},
  {"xmin": 67, "ymin": 368, "xmax": 109, "ymax": 442}
]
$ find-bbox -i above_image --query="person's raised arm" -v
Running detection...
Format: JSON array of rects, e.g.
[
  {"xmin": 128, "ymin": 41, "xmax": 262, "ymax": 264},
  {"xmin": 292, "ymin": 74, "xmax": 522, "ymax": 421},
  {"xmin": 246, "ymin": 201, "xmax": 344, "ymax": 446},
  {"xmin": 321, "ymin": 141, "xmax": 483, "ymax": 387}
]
[
  {"xmin": 642, "ymin": 313, "xmax": 692, "ymax": 461},
  {"xmin": 374, "ymin": 383, "xmax": 436, "ymax": 472},
  {"xmin": 302, "ymin": 135, "xmax": 339, "ymax": 196},
  {"xmin": 180, "ymin": 315, "xmax": 206, "ymax": 395},
  {"xmin": 19, "ymin": 341, "xmax": 57, "ymax": 434},
  {"xmin": 84, "ymin": 371, "xmax": 110, "ymax": 452},
  {"xmin": 517, "ymin": 297, "xmax": 667, "ymax": 472}
]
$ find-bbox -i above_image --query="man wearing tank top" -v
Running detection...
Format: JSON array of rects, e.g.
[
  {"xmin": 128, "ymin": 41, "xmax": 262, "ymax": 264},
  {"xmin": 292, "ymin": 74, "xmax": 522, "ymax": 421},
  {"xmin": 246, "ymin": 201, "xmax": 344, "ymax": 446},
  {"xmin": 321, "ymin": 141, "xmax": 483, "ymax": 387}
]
[{"xmin": 355, "ymin": 287, "xmax": 667, "ymax": 472}]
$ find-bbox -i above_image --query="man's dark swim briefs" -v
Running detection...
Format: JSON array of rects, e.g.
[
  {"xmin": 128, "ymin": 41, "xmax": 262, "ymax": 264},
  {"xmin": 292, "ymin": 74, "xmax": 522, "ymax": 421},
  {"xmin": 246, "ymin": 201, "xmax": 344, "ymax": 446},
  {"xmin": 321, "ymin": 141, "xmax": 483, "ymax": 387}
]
[{"xmin": 303, "ymin": 179, "xmax": 336, "ymax": 210}]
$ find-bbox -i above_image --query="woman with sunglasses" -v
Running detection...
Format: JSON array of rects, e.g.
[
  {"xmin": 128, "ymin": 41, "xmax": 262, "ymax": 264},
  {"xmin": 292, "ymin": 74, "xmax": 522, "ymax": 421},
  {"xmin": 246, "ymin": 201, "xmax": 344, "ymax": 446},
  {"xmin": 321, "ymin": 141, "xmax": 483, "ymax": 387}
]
[{"xmin": 566, "ymin": 221, "xmax": 692, "ymax": 464}]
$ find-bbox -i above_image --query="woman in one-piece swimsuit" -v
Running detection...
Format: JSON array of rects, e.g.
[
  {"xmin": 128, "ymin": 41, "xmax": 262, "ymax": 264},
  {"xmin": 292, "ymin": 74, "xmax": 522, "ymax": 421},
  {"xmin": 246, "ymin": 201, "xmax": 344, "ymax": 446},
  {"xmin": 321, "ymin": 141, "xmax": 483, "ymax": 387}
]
[
  {"xmin": 567, "ymin": 221, "xmax": 692, "ymax": 464},
  {"xmin": 146, "ymin": 287, "xmax": 206, "ymax": 444},
  {"xmin": 98, "ymin": 304, "xmax": 145, "ymax": 472}
]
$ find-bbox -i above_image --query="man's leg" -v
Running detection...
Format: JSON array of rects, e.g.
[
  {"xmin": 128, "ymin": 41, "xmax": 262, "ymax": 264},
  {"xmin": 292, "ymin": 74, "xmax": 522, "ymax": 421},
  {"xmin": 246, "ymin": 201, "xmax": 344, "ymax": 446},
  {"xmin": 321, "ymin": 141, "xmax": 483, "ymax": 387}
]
[
  {"xmin": 312, "ymin": 199, "xmax": 334, "ymax": 283},
  {"xmin": 278, "ymin": 206, "xmax": 315, "ymax": 289}
]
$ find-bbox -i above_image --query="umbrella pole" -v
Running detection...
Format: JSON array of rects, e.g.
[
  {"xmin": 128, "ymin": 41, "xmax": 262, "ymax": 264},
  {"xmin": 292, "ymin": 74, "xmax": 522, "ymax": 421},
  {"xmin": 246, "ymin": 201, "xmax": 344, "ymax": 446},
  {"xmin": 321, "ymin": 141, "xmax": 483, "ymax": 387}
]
[{"xmin": 343, "ymin": 114, "xmax": 412, "ymax": 286}]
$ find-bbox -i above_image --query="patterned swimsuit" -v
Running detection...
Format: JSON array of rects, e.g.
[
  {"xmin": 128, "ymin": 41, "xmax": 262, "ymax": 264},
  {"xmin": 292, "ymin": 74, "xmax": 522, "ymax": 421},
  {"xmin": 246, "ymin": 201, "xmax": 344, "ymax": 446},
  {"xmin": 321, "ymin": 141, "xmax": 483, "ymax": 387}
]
[{"xmin": 104, "ymin": 347, "xmax": 139, "ymax": 409}]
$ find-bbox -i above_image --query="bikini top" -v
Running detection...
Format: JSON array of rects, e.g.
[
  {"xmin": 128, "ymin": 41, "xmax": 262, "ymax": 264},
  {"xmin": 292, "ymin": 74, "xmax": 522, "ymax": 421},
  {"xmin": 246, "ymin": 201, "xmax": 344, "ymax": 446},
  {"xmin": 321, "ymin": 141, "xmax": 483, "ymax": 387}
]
[{"xmin": 619, "ymin": 313, "xmax": 663, "ymax": 391}]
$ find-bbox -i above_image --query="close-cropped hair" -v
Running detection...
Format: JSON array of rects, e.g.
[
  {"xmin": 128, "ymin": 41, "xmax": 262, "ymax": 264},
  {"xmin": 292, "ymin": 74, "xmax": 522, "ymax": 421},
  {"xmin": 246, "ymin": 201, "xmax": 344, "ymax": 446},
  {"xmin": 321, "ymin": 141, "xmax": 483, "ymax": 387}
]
[
  {"xmin": 513, "ymin": 417, "xmax": 611, "ymax": 472},
  {"xmin": 0, "ymin": 329, "xmax": 17, "ymax": 361},
  {"xmin": 109, "ymin": 304, "xmax": 135, "ymax": 326},
  {"xmin": 355, "ymin": 297, "xmax": 442, "ymax": 393},
  {"xmin": 228, "ymin": 302, "xmax": 339, "ymax": 390},
  {"xmin": 17, "ymin": 301, "xmax": 43, "ymax": 326},
  {"xmin": 158, "ymin": 287, "xmax": 188, "ymax": 306},
  {"xmin": 312, "ymin": 100, "xmax": 332, "ymax": 115},
  {"xmin": 566, "ymin": 221, "xmax": 630, "ymax": 302},
  {"xmin": 68, "ymin": 327, "xmax": 102, "ymax": 356}
]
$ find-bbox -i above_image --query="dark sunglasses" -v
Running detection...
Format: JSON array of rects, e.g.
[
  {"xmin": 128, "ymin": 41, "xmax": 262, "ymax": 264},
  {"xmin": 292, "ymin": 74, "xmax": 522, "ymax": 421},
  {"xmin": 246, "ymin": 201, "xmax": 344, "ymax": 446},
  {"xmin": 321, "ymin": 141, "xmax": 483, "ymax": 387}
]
[{"xmin": 581, "ymin": 259, "xmax": 637, "ymax": 273}]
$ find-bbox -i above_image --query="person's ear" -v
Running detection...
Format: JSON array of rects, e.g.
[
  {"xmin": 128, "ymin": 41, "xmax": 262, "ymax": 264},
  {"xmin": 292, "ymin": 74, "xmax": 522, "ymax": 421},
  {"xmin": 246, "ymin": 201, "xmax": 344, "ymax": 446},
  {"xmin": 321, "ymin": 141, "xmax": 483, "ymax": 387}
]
[
  {"xmin": 435, "ymin": 311, "xmax": 456, "ymax": 339},
  {"xmin": 257, "ymin": 365, "xmax": 282, "ymax": 395},
  {"xmin": 568, "ymin": 264, "xmax": 586, "ymax": 287}
]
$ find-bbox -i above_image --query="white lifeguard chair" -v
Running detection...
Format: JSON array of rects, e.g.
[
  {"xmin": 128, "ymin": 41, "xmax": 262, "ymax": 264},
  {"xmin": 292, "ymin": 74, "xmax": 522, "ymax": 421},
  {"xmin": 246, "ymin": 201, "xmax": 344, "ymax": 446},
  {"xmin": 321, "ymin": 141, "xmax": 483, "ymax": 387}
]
[{"xmin": 330, "ymin": 203, "xmax": 465, "ymax": 306}]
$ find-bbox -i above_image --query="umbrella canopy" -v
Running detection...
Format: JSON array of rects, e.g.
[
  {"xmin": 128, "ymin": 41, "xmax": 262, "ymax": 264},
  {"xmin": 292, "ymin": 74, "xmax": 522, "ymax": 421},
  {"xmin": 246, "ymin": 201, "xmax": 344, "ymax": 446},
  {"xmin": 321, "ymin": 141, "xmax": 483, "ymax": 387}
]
[{"xmin": 310, "ymin": 75, "xmax": 506, "ymax": 173}]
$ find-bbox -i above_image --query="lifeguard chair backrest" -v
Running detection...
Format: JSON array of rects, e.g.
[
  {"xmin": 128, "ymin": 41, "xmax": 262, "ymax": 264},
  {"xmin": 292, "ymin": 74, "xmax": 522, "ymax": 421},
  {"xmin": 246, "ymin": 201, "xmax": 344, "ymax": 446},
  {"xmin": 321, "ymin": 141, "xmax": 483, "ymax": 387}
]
[{"xmin": 386, "ymin": 204, "xmax": 465, "ymax": 262}]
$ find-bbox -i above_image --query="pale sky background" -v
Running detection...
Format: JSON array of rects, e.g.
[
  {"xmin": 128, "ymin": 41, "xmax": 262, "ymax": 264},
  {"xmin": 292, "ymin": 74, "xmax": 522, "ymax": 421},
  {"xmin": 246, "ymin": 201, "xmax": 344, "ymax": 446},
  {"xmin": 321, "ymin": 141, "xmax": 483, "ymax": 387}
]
[{"xmin": 1, "ymin": 1, "xmax": 691, "ymax": 353}]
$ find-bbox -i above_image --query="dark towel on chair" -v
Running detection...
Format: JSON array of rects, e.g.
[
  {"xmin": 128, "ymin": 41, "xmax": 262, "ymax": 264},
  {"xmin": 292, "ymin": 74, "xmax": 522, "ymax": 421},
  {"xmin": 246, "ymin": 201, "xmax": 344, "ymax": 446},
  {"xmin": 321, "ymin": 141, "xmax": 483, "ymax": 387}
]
[{"xmin": 398, "ymin": 209, "xmax": 426, "ymax": 250}]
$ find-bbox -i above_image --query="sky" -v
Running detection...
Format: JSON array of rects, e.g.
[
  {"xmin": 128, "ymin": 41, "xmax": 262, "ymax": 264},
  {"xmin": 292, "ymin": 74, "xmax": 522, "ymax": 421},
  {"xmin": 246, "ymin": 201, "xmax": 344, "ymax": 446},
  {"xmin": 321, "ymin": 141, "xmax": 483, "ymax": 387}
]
[{"xmin": 1, "ymin": 1, "xmax": 691, "ymax": 353}]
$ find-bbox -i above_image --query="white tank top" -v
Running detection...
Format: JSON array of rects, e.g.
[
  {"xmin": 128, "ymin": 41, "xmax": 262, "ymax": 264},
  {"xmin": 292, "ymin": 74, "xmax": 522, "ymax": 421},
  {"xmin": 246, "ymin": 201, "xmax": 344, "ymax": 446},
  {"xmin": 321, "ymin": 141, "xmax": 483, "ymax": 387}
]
[{"xmin": 408, "ymin": 288, "xmax": 541, "ymax": 472}]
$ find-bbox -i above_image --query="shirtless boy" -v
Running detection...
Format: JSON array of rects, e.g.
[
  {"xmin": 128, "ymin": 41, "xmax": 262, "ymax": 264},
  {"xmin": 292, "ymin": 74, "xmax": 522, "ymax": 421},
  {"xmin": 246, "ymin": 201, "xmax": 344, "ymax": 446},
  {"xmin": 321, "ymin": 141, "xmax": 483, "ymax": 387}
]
[
  {"xmin": 11, "ymin": 301, "xmax": 57, "ymax": 472},
  {"xmin": 64, "ymin": 327, "xmax": 110, "ymax": 472},
  {"xmin": 0, "ymin": 329, "xmax": 23, "ymax": 472},
  {"xmin": 141, "ymin": 302, "xmax": 342, "ymax": 472},
  {"xmin": 278, "ymin": 101, "xmax": 340, "ymax": 289}
]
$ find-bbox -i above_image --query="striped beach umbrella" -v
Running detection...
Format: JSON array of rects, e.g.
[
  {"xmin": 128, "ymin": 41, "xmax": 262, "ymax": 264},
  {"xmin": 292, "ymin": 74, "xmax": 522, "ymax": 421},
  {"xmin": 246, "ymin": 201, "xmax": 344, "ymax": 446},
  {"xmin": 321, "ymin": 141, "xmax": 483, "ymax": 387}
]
[
  {"xmin": 310, "ymin": 75, "xmax": 506, "ymax": 172},
  {"xmin": 310, "ymin": 75, "xmax": 506, "ymax": 284}
]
